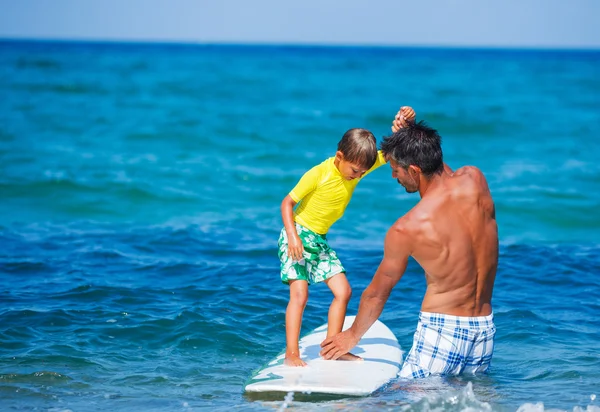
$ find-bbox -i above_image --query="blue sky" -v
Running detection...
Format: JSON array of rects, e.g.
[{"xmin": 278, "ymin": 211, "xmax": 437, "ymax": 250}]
[{"xmin": 1, "ymin": 0, "xmax": 599, "ymax": 48}]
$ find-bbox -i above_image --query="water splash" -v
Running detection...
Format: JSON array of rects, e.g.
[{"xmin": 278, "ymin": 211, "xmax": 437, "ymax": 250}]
[{"xmin": 278, "ymin": 391, "xmax": 295, "ymax": 411}]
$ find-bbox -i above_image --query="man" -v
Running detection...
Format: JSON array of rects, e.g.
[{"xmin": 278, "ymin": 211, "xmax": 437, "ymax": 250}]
[{"xmin": 320, "ymin": 117, "xmax": 499, "ymax": 378}]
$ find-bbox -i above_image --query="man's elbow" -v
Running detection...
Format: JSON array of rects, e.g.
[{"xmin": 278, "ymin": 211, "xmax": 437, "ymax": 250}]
[{"xmin": 362, "ymin": 283, "xmax": 392, "ymax": 303}]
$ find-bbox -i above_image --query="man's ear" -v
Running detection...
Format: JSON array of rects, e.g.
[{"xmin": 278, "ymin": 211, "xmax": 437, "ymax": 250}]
[{"xmin": 408, "ymin": 165, "xmax": 422, "ymax": 179}]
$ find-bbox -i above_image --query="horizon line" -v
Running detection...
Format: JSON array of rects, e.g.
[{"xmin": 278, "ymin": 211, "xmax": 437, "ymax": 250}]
[{"xmin": 1, "ymin": 36, "xmax": 600, "ymax": 53}]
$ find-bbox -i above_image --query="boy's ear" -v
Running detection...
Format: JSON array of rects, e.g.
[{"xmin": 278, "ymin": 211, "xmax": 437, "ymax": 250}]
[{"xmin": 335, "ymin": 151, "xmax": 344, "ymax": 161}]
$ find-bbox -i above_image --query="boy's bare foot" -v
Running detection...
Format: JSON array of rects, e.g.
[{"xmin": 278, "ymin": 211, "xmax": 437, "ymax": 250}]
[
  {"xmin": 284, "ymin": 353, "xmax": 307, "ymax": 367},
  {"xmin": 336, "ymin": 352, "xmax": 363, "ymax": 362}
]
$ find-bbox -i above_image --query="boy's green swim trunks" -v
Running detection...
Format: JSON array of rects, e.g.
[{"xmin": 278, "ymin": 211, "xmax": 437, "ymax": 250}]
[{"xmin": 278, "ymin": 223, "xmax": 345, "ymax": 285}]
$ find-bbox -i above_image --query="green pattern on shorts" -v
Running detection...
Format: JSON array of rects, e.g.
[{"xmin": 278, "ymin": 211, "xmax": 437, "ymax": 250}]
[{"xmin": 278, "ymin": 223, "xmax": 345, "ymax": 285}]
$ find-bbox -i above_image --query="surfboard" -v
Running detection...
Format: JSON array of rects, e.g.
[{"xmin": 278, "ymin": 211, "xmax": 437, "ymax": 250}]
[{"xmin": 244, "ymin": 315, "xmax": 403, "ymax": 396}]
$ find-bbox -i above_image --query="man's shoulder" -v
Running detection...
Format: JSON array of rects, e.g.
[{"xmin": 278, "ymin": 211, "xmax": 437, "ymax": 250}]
[
  {"xmin": 454, "ymin": 165, "xmax": 484, "ymax": 179},
  {"xmin": 451, "ymin": 166, "xmax": 490, "ymax": 191},
  {"xmin": 390, "ymin": 206, "xmax": 430, "ymax": 236}
]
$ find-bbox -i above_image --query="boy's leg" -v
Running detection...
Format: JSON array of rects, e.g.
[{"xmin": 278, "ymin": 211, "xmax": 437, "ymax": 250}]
[
  {"xmin": 285, "ymin": 279, "xmax": 309, "ymax": 367},
  {"xmin": 324, "ymin": 273, "xmax": 361, "ymax": 361},
  {"xmin": 324, "ymin": 273, "xmax": 351, "ymax": 336}
]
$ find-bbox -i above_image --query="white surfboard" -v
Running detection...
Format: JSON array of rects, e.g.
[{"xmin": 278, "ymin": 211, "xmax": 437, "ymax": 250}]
[{"xmin": 244, "ymin": 315, "xmax": 403, "ymax": 396}]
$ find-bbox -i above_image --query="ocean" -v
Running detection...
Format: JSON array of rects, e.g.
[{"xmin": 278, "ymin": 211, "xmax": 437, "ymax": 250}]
[{"xmin": 0, "ymin": 40, "xmax": 599, "ymax": 411}]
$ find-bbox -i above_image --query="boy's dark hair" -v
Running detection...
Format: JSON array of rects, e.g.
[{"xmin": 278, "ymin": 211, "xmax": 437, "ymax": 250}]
[
  {"xmin": 337, "ymin": 128, "xmax": 378, "ymax": 169},
  {"xmin": 380, "ymin": 121, "xmax": 444, "ymax": 177}
]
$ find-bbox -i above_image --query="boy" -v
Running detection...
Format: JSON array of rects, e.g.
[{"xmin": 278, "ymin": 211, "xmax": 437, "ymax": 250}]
[{"xmin": 278, "ymin": 107, "xmax": 416, "ymax": 367}]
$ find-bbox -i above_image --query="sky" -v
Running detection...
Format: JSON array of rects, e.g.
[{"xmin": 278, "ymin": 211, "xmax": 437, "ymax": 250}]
[{"xmin": 0, "ymin": 0, "xmax": 599, "ymax": 49}]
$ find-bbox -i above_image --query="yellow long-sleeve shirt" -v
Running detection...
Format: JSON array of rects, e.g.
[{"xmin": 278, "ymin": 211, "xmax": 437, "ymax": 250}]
[{"xmin": 289, "ymin": 151, "xmax": 386, "ymax": 235}]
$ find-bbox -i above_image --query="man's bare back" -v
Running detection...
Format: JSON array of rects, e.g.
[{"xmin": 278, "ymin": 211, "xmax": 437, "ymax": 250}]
[{"xmin": 394, "ymin": 165, "xmax": 498, "ymax": 317}]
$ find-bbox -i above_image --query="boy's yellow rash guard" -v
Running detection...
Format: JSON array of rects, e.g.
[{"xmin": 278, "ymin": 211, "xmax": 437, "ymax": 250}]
[{"xmin": 289, "ymin": 151, "xmax": 387, "ymax": 235}]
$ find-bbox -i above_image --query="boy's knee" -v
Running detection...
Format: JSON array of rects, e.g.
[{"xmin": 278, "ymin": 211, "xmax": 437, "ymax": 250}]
[
  {"xmin": 290, "ymin": 289, "xmax": 308, "ymax": 307},
  {"xmin": 334, "ymin": 284, "xmax": 352, "ymax": 302}
]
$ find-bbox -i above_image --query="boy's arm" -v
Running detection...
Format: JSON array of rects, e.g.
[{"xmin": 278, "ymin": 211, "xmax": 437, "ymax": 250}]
[
  {"xmin": 390, "ymin": 105, "xmax": 456, "ymax": 172},
  {"xmin": 280, "ymin": 195, "xmax": 303, "ymax": 261},
  {"xmin": 391, "ymin": 106, "xmax": 416, "ymax": 133},
  {"xmin": 361, "ymin": 106, "xmax": 417, "ymax": 179},
  {"xmin": 281, "ymin": 163, "xmax": 322, "ymax": 260},
  {"xmin": 362, "ymin": 150, "xmax": 387, "ymax": 177}
]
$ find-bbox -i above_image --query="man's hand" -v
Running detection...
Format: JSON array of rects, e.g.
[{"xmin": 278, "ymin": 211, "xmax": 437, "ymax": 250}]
[{"xmin": 319, "ymin": 329, "xmax": 360, "ymax": 360}]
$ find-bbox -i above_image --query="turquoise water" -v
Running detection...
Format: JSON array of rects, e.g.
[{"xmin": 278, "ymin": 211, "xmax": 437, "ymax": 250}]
[{"xmin": 0, "ymin": 40, "xmax": 599, "ymax": 411}]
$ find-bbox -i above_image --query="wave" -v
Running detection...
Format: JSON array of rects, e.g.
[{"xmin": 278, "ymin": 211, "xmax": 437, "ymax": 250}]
[{"xmin": 11, "ymin": 82, "xmax": 108, "ymax": 96}]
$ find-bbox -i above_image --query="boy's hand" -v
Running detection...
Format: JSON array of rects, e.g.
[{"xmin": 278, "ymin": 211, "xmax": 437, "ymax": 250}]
[
  {"xmin": 288, "ymin": 234, "xmax": 305, "ymax": 261},
  {"xmin": 391, "ymin": 106, "xmax": 416, "ymax": 133}
]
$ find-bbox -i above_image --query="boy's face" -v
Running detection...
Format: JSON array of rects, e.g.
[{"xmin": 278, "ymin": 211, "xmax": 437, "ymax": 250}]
[{"xmin": 335, "ymin": 151, "xmax": 368, "ymax": 180}]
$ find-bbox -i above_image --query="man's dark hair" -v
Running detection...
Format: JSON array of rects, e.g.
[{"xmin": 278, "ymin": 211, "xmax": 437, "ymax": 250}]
[
  {"xmin": 337, "ymin": 128, "xmax": 378, "ymax": 170},
  {"xmin": 380, "ymin": 121, "xmax": 444, "ymax": 177}
]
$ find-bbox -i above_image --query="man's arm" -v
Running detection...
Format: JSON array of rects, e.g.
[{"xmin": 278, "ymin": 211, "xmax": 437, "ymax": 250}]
[
  {"xmin": 320, "ymin": 222, "xmax": 412, "ymax": 359},
  {"xmin": 349, "ymin": 226, "xmax": 410, "ymax": 337}
]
